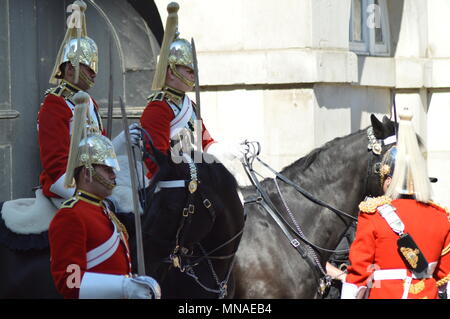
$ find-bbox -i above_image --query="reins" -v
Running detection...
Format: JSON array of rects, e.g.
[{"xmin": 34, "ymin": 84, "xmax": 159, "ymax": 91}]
[
  {"xmin": 240, "ymin": 130, "xmax": 386, "ymax": 296},
  {"xmin": 152, "ymin": 153, "xmax": 243, "ymax": 299}
]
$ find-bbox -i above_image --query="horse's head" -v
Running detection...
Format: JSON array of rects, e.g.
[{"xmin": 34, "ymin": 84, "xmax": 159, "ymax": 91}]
[
  {"xmin": 364, "ymin": 114, "xmax": 397, "ymax": 197},
  {"xmin": 141, "ymin": 148, "xmax": 245, "ymax": 297},
  {"xmin": 142, "ymin": 151, "xmax": 216, "ymax": 260}
]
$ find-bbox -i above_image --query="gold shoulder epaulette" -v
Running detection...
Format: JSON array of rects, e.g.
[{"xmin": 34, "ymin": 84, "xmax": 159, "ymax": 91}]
[
  {"xmin": 359, "ymin": 195, "xmax": 393, "ymax": 214},
  {"xmin": 44, "ymin": 85, "xmax": 75, "ymax": 100},
  {"xmin": 428, "ymin": 201, "xmax": 450, "ymax": 222},
  {"xmin": 147, "ymin": 91, "xmax": 165, "ymax": 102},
  {"xmin": 61, "ymin": 197, "xmax": 79, "ymax": 209},
  {"xmin": 44, "ymin": 86, "xmax": 64, "ymax": 97}
]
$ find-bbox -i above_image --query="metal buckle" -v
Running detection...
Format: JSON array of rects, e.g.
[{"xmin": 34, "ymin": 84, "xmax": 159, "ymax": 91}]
[
  {"xmin": 291, "ymin": 239, "xmax": 300, "ymax": 247},
  {"xmin": 203, "ymin": 198, "xmax": 212, "ymax": 209}
]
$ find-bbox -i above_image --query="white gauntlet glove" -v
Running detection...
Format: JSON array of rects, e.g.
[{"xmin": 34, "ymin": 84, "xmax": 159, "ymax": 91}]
[
  {"xmin": 112, "ymin": 123, "xmax": 141, "ymax": 156},
  {"xmin": 125, "ymin": 276, "xmax": 161, "ymax": 299},
  {"xmin": 79, "ymin": 272, "xmax": 161, "ymax": 299},
  {"xmin": 206, "ymin": 142, "xmax": 249, "ymax": 163}
]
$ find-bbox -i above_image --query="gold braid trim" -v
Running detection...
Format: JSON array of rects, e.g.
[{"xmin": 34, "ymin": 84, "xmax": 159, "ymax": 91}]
[
  {"xmin": 428, "ymin": 200, "xmax": 450, "ymax": 222},
  {"xmin": 408, "ymin": 279, "xmax": 425, "ymax": 294},
  {"xmin": 147, "ymin": 87, "xmax": 184, "ymax": 107},
  {"xmin": 107, "ymin": 210, "xmax": 129, "ymax": 241},
  {"xmin": 359, "ymin": 196, "xmax": 393, "ymax": 214},
  {"xmin": 436, "ymin": 274, "xmax": 450, "ymax": 287},
  {"xmin": 442, "ymin": 243, "xmax": 450, "ymax": 257}
]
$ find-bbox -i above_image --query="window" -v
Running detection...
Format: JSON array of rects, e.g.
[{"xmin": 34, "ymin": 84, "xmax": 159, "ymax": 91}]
[{"xmin": 349, "ymin": 0, "xmax": 391, "ymax": 56}]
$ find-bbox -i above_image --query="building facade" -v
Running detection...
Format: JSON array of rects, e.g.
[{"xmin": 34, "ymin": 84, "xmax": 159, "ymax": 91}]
[
  {"xmin": 1, "ymin": 0, "xmax": 448, "ymax": 208},
  {"xmin": 155, "ymin": 0, "xmax": 450, "ymax": 207},
  {"xmin": 0, "ymin": 0, "xmax": 161, "ymax": 202}
]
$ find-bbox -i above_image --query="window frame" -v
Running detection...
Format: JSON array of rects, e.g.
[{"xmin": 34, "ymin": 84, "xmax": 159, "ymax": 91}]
[{"xmin": 349, "ymin": 0, "xmax": 391, "ymax": 56}]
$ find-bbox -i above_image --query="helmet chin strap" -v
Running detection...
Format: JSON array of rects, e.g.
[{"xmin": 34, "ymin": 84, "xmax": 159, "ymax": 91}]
[
  {"xmin": 78, "ymin": 70, "xmax": 95, "ymax": 90},
  {"xmin": 169, "ymin": 64, "xmax": 195, "ymax": 88},
  {"xmin": 88, "ymin": 167, "xmax": 116, "ymax": 190}
]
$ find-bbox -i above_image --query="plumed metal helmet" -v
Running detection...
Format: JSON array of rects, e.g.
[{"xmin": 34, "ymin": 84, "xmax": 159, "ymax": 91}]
[
  {"xmin": 168, "ymin": 37, "xmax": 194, "ymax": 71},
  {"xmin": 49, "ymin": 0, "xmax": 98, "ymax": 85},
  {"xmin": 379, "ymin": 146, "xmax": 397, "ymax": 186},
  {"xmin": 61, "ymin": 37, "xmax": 98, "ymax": 75},
  {"xmin": 64, "ymin": 92, "xmax": 119, "ymax": 188},
  {"xmin": 167, "ymin": 36, "xmax": 195, "ymax": 88},
  {"xmin": 78, "ymin": 134, "xmax": 120, "ymax": 172},
  {"xmin": 151, "ymin": 3, "xmax": 196, "ymax": 90},
  {"xmin": 385, "ymin": 108, "xmax": 432, "ymax": 203}
]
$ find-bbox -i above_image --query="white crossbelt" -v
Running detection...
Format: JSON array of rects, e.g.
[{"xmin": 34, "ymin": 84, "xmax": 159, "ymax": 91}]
[
  {"xmin": 86, "ymin": 222, "xmax": 121, "ymax": 270},
  {"xmin": 169, "ymin": 96, "xmax": 193, "ymax": 138}
]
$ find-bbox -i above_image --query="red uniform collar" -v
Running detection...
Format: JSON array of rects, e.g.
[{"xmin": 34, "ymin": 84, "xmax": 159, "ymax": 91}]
[{"xmin": 75, "ymin": 189, "xmax": 103, "ymax": 207}]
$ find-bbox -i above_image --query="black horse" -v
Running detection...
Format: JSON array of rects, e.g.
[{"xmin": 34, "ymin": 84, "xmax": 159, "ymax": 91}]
[
  {"xmin": 0, "ymin": 148, "xmax": 244, "ymax": 299},
  {"xmin": 233, "ymin": 115, "xmax": 396, "ymax": 299},
  {"xmin": 140, "ymin": 150, "xmax": 245, "ymax": 298}
]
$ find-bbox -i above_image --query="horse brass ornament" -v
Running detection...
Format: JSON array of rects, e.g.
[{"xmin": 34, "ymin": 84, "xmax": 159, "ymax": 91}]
[{"xmin": 188, "ymin": 180, "xmax": 198, "ymax": 193}]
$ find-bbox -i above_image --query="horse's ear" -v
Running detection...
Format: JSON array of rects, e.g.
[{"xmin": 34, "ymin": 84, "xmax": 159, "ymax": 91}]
[
  {"xmin": 370, "ymin": 114, "xmax": 384, "ymax": 139},
  {"xmin": 382, "ymin": 115, "xmax": 397, "ymax": 138}
]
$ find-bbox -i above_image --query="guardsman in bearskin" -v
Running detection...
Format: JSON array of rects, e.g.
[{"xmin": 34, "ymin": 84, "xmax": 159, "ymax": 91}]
[
  {"xmin": 48, "ymin": 92, "xmax": 161, "ymax": 299},
  {"xmin": 140, "ymin": 2, "xmax": 247, "ymax": 179},
  {"xmin": 38, "ymin": 0, "xmax": 138, "ymax": 209},
  {"xmin": 341, "ymin": 108, "xmax": 450, "ymax": 299}
]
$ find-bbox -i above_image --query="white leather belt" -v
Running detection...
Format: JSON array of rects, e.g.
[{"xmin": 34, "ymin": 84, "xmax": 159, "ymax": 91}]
[
  {"xmin": 373, "ymin": 269, "xmax": 432, "ymax": 281},
  {"xmin": 372, "ymin": 262, "xmax": 437, "ymax": 299},
  {"xmin": 154, "ymin": 180, "xmax": 186, "ymax": 193}
]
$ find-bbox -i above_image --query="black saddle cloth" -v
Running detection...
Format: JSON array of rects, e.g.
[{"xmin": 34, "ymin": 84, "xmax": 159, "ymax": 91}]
[{"xmin": 0, "ymin": 201, "xmax": 49, "ymax": 251}]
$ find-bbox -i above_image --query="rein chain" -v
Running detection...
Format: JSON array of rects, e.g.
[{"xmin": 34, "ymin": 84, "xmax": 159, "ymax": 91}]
[{"xmin": 241, "ymin": 130, "xmax": 387, "ymax": 297}]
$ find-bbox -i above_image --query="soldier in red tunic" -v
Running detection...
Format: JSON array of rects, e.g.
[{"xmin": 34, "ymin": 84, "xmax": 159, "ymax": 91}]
[
  {"xmin": 49, "ymin": 92, "xmax": 160, "ymax": 299},
  {"xmin": 342, "ymin": 108, "xmax": 450, "ymax": 299},
  {"xmin": 38, "ymin": 0, "xmax": 138, "ymax": 209},
  {"xmin": 140, "ymin": 3, "xmax": 247, "ymax": 179}
]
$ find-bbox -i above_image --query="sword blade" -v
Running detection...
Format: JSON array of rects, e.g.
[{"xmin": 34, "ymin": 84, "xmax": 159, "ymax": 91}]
[
  {"xmin": 119, "ymin": 97, "xmax": 146, "ymax": 276},
  {"xmin": 191, "ymin": 38, "xmax": 201, "ymax": 120},
  {"xmin": 106, "ymin": 36, "xmax": 114, "ymax": 139}
]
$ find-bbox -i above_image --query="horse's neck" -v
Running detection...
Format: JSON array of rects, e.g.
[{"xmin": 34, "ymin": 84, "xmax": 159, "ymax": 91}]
[
  {"xmin": 282, "ymin": 130, "xmax": 368, "ymax": 209},
  {"xmin": 270, "ymin": 130, "xmax": 368, "ymax": 252}
]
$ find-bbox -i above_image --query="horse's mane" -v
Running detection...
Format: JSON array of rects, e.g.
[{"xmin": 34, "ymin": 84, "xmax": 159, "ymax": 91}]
[{"xmin": 280, "ymin": 128, "xmax": 367, "ymax": 174}]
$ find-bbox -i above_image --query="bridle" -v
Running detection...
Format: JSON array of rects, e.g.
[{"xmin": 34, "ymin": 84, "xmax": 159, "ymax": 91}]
[
  {"xmin": 154, "ymin": 153, "xmax": 244, "ymax": 299},
  {"xmin": 137, "ymin": 128, "xmax": 244, "ymax": 298},
  {"xmin": 241, "ymin": 127, "xmax": 396, "ymax": 297}
]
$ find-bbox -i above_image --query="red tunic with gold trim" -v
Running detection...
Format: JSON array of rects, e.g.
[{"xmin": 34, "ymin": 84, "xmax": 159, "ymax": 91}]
[
  {"xmin": 48, "ymin": 190, "xmax": 131, "ymax": 299},
  {"xmin": 140, "ymin": 91, "xmax": 214, "ymax": 178},
  {"xmin": 344, "ymin": 197, "xmax": 450, "ymax": 299},
  {"xmin": 38, "ymin": 82, "xmax": 104, "ymax": 198}
]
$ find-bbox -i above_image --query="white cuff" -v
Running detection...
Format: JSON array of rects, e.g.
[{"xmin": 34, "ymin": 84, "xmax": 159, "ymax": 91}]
[
  {"xmin": 439, "ymin": 283, "xmax": 450, "ymax": 299},
  {"xmin": 79, "ymin": 272, "xmax": 125, "ymax": 299},
  {"xmin": 341, "ymin": 282, "xmax": 367, "ymax": 299},
  {"xmin": 49, "ymin": 173, "xmax": 76, "ymax": 199}
]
